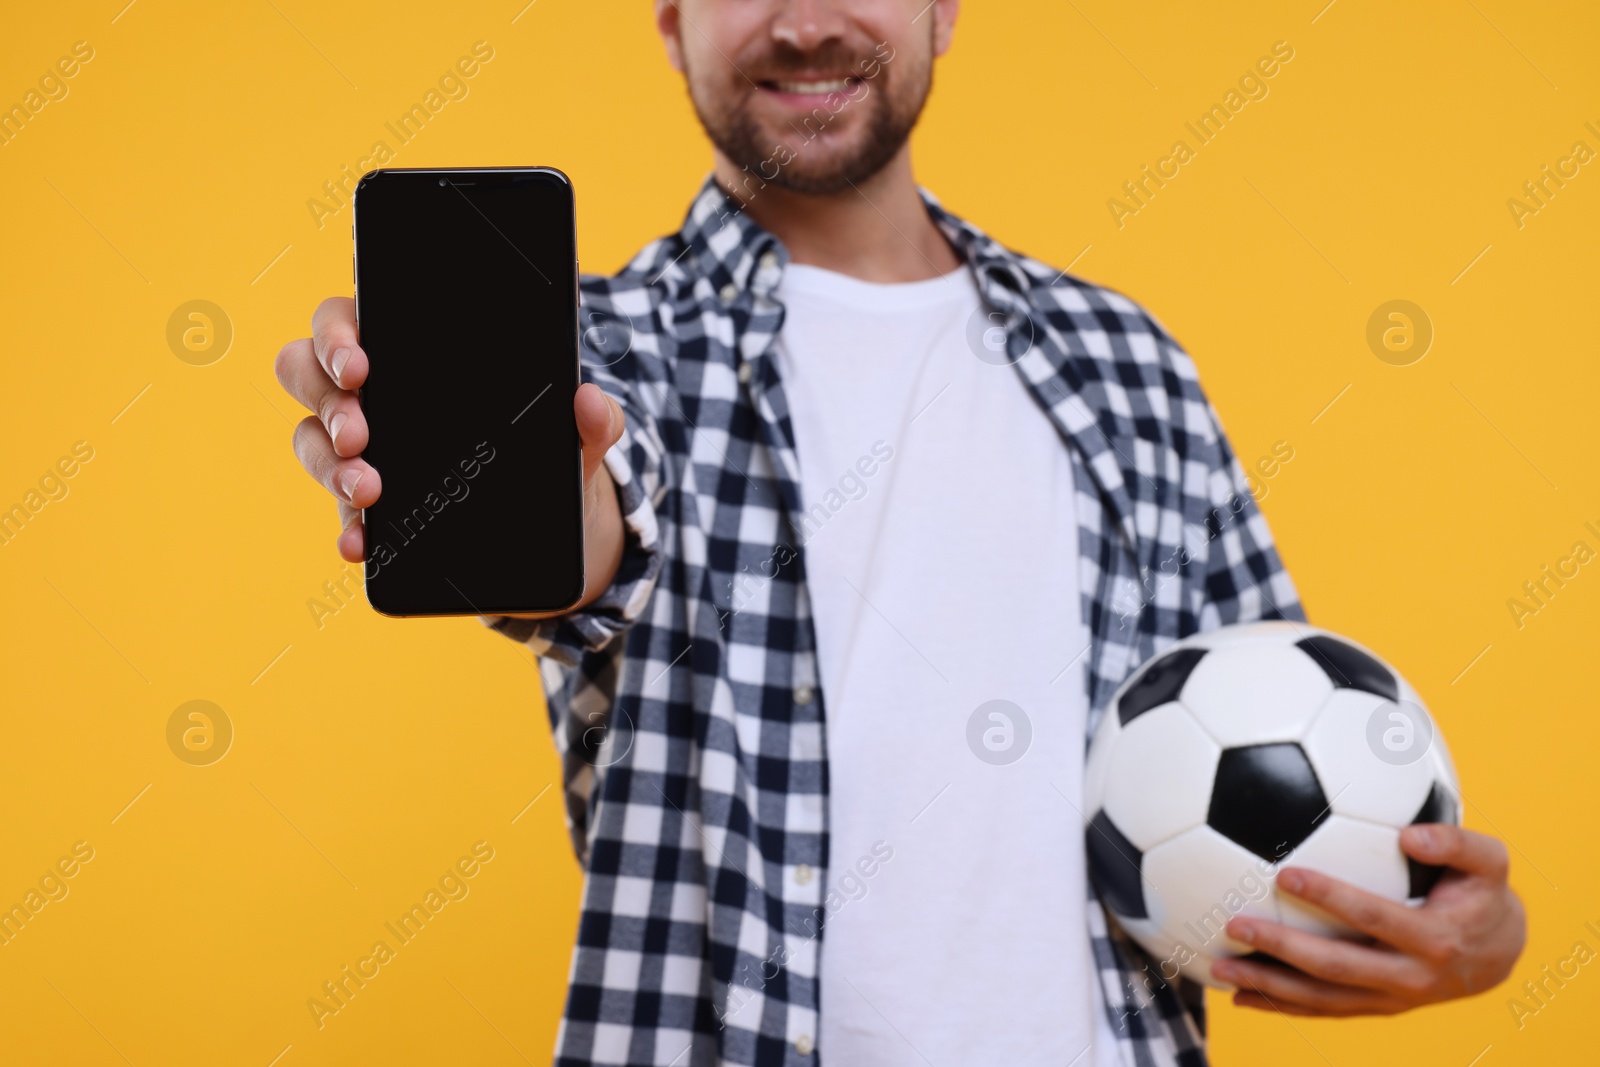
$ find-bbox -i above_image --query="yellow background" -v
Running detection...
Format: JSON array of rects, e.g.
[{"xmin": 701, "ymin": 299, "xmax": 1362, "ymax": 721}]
[{"xmin": 2, "ymin": 1, "xmax": 1596, "ymax": 1063}]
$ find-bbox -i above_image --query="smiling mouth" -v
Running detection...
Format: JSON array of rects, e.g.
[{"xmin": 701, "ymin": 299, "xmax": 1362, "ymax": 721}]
[{"xmin": 760, "ymin": 76, "xmax": 860, "ymax": 97}]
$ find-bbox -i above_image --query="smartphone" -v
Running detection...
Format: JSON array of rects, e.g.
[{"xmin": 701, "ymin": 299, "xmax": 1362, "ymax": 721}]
[{"xmin": 352, "ymin": 167, "xmax": 583, "ymax": 617}]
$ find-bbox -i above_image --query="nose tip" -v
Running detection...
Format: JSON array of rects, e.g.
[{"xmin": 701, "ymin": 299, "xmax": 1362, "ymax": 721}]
[
  {"xmin": 773, "ymin": 21, "xmax": 819, "ymax": 51},
  {"xmin": 770, "ymin": 1, "xmax": 847, "ymax": 52}
]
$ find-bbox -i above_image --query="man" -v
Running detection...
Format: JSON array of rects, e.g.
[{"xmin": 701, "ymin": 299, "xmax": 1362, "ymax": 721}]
[{"xmin": 276, "ymin": 2, "xmax": 1526, "ymax": 1064}]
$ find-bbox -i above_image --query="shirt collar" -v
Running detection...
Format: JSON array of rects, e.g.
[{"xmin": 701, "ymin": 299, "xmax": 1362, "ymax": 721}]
[
  {"xmin": 674, "ymin": 177, "xmax": 788, "ymax": 300},
  {"xmin": 672, "ymin": 174, "xmax": 1033, "ymax": 303},
  {"xmin": 919, "ymin": 186, "xmax": 1038, "ymax": 299},
  {"xmin": 671, "ymin": 175, "xmax": 1139, "ymax": 559}
]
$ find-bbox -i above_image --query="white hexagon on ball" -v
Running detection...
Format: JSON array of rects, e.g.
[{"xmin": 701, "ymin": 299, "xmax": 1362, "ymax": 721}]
[
  {"xmin": 1180, "ymin": 642, "xmax": 1333, "ymax": 747},
  {"xmin": 1183, "ymin": 620, "xmax": 1302, "ymax": 651},
  {"xmin": 1303, "ymin": 689, "xmax": 1436, "ymax": 825},
  {"xmin": 1082, "ymin": 704, "xmax": 1121, "ymax": 816},
  {"xmin": 1142, "ymin": 824, "xmax": 1282, "ymax": 985},
  {"xmin": 1276, "ymin": 814, "xmax": 1411, "ymax": 939},
  {"xmin": 1102, "ymin": 703, "xmax": 1219, "ymax": 851}
]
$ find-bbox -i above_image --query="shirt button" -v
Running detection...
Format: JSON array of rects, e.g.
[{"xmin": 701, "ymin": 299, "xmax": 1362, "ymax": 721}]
[
  {"xmin": 719, "ymin": 282, "xmax": 739, "ymax": 304},
  {"xmin": 737, "ymin": 362, "xmax": 752, "ymax": 384},
  {"xmin": 793, "ymin": 685, "xmax": 814, "ymax": 705},
  {"xmin": 795, "ymin": 1034, "xmax": 814, "ymax": 1056},
  {"xmin": 795, "ymin": 863, "xmax": 814, "ymax": 885},
  {"xmin": 760, "ymin": 250, "xmax": 779, "ymax": 272}
]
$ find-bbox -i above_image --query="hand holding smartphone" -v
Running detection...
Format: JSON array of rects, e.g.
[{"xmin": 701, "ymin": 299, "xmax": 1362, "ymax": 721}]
[{"xmin": 274, "ymin": 167, "xmax": 628, "ymax": 619}]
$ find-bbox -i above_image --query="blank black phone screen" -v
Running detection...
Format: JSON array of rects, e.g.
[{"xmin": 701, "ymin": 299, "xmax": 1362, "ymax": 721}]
[{"xmin": 353, "ymin": 167, "xmax": 582, "ymax": 617}]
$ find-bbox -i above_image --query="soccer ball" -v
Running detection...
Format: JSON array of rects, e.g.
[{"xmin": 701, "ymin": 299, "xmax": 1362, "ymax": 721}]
[{"xmin": 1083, "ymin": 621, "xmax": 1460, "ymax": 988}]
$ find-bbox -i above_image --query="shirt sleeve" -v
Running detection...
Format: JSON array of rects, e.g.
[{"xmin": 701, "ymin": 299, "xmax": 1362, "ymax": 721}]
[
  {"xmin": 1195, "ymin": 393, "xmax": 1307, "ymax": 629},
  {"xmin": 477, "ymin": 358, "xmax": 667, "ymax": 668}
]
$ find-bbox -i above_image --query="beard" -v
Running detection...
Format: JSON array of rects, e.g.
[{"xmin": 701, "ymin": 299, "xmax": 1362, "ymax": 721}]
[{"xmin": 685, "ymin": 42, "xmax": 932, "ymax": 196}]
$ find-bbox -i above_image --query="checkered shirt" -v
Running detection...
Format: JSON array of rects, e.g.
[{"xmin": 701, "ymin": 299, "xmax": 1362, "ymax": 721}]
[{"xmin": 485, "ymin": 176, "xmax": 1305, "ymax": 1067}]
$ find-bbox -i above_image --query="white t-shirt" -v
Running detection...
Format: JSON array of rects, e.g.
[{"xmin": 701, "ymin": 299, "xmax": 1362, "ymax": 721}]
[{"xmin": 772, "ymin": 264, "xmax": 1119, "ymax": 1066}]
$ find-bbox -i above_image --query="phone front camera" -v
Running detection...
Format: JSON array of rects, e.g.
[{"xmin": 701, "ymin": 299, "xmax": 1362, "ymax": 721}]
[{"xmin": 438, "ymin": 178, "xmax": 447, "ymax": 187}]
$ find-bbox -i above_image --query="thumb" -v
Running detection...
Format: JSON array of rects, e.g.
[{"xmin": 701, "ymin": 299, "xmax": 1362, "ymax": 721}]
[{"xmin": 574, "ymin": 382, "xmax": 625, "ymax": 487}]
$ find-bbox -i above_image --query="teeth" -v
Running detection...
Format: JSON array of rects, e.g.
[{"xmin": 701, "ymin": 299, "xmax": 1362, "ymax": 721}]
[{"xmin": 774, "ymin": 78, "xmax": 851, "ymax": 94}]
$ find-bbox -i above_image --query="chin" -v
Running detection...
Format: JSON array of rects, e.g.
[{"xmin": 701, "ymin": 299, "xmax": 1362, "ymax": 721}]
[
  {"xmin": 700, "ymin": 91, "xmax": 908, "ymax": 197},
  {"xmin": 770, "ymin": 166, "xmax": 867, "ymax": 197},
  {"xmin": 764, "ymin": 128, "xmax": 884, "ymax": 188}
]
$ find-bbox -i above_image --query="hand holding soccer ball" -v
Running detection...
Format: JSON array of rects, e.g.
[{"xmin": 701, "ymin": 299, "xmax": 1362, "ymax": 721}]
[{"xmin": 1084, "ymin": 622, "xmax": 1460, "ymax": 989}]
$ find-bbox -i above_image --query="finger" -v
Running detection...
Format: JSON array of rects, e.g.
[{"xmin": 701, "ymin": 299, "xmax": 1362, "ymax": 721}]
[
  {"xmin": 1215, "ymin": 957, "xmax": 1410, "ymax": 1016},
  {"xmin": 1233, "ymin": 991, "xmax": 1322, "ymax": 1016},
  {"xmin": 276, "ymin": 338, "xmax": 369, "ymax": 458},
  {"xmin": 1224, "ymin": 915, "xmax": 1425, "ymax": 996},
  {"xmin": 1275, "ymin": 866, "xmax": 1436, "ymax": 956},
  {"xmin": 336, "ymin": 501, "xmax": 365, "ymax": 563},
  {"xmin": 575, "ymin": 383, "xmax": 624, "ymax": 486},
  {"xmin": 275, "ymin": 337, "xmax": 328, "ymax": 412},
  {"xmin": 293, "ymin": 416, "xmax": 382, "ymax": 509},
  {"xmin": 1401, "ymin": 824, "xmax": 1510, "ymax": 882},
  {"xmin": 310, "ymin": 296, "xmax": 369, "ymax": 390},
  {"xmin": 321, "ymin": 393, "xmax": 368, "ymax": 458}
]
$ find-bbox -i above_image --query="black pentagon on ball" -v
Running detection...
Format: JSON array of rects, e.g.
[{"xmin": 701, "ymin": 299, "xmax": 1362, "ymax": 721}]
[
  {"xmin": 1406, "ymin": 781, "xmax": 1460, "ymax": 898},
  {"xmin": 1086, "ymin": 809, "xmax": 1147, "ymax": 919},
  {"xmin": 1412, "ymin": 779, "xmax": 1459, "ymax": 827},
  {"xmin": 1207, "ymin": 743, "xmax": 1330, "ymax": 861},
  {"xmin": 1118, "ymin": 647, "xmax": 1208, "ymax": 725},
  {"xmin": 1295, "ymin": 635, "xmax": 1399, "ymax": 701}
]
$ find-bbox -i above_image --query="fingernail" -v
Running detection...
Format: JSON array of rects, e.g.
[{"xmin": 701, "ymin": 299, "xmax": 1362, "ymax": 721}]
[
  {"xmin": 1410, "ymin": 825, "xmax": 1436, "ymax": 850},
  {"xmin": 328, "ymin": 412, "xmax": 348, "ymax": 448},
  {"xmin": 331, "ymin": 347, "xmax": 352, "ymax": 384},
  {"xmin": 339, "ymin": 469, "xmax": 364, "ymax": 502},
  {"xmin": 1278, "ymin": 869, "xmax": 1304, "ymax": 894},
  {"xmin": 1232, "ymin": 921, "xmax": 1256, "ymax": 944},
  {"xmin": 1212, "ymin": 961, "xmax": 1239, "ymax": 983}
]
